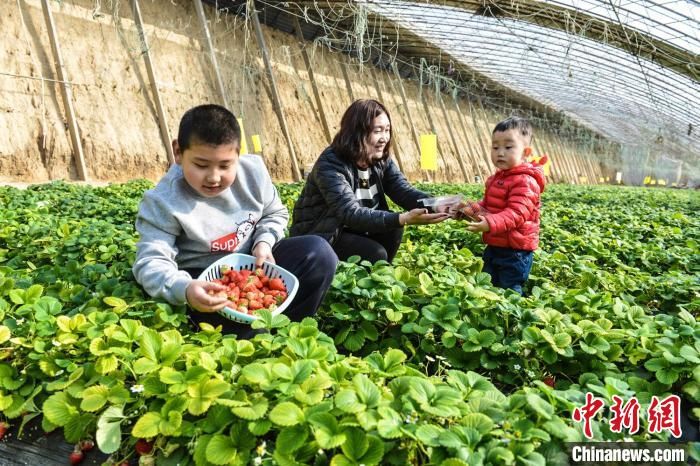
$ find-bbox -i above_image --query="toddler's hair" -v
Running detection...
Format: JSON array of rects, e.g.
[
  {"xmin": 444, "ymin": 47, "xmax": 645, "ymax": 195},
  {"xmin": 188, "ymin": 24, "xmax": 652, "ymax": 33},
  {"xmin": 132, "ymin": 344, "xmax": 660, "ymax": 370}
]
[
  {"xmin": 493, "ymin": 116, "xmax": 532, "ymax": 142},
  {"xmin": 178, "ymin": 104, "xmax": 241, "ymax": 150}
]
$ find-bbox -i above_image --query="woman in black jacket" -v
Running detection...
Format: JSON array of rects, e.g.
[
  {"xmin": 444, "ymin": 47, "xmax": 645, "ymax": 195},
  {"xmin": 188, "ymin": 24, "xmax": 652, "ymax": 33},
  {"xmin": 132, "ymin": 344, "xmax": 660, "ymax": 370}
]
[{"xmin": 290, "ymin": 99, "xmax": 450, "ymax": 263}]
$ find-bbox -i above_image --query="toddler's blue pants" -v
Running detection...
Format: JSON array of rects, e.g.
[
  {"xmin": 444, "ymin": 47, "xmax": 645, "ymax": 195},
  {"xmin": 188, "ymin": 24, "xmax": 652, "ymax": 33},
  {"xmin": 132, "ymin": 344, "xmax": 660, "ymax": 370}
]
[{"xmin": 482, "ymin": 245, "xmax": 534, "ymax": 295}]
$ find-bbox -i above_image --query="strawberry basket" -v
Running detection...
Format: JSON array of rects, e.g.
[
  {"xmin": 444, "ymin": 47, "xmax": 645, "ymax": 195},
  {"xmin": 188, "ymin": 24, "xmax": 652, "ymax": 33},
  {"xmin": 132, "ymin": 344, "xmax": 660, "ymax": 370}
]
[{"xmin": 198, "ymin": 253, "xmax": 299, "ymax": 324}]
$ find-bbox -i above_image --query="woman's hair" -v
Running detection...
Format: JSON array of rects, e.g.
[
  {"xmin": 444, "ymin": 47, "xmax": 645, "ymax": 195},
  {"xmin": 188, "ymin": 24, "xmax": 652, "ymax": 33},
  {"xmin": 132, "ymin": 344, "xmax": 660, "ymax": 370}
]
[{"xmin": 331, "ymin": 99, "xmax": 392, "ymax": 166}]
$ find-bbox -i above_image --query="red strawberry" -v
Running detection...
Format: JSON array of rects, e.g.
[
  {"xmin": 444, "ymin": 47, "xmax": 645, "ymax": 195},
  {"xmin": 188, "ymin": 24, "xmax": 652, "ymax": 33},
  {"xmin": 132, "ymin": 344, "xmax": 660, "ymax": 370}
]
[
  {"xmin": 135, "ymin": 438, "xmax": 153, "ymax": 456},
  {"xmin": 543, "ymin": 376, "xmax": 555, "ymax": 388},
  {"xmin": 69, "ymin": 448, "xmax": 84, "ymax": 465},
  {"xmin": 248, "ymin": 300, "xmax": 263, "ymax": 310},
  {"xmin": 0, "ymin": 422, "xmax": 8, "ymax": 440},
  {"xmin": 269, "ymin": 278, "xmax": 286, "ymax": 292}
]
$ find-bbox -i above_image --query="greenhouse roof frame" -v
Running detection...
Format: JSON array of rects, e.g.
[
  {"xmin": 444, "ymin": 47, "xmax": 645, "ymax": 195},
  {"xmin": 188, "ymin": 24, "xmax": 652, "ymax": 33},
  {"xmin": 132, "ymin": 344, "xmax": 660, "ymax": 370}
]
[{"xmin": 210, "ymin": 0, "xmax": 699, "ymax": 165}]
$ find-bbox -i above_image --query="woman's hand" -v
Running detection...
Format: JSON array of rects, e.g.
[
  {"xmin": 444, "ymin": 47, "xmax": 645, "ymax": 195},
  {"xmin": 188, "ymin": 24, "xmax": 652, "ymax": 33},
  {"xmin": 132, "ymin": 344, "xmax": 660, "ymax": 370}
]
[
  {"xmin": 186, "ymin": 280, "xmax": 229, "ymax": 313},
  {"xmin": 399, "ymin": 208, "xmax": 450, "ymax": 226},
  {"xmin": 252, "ymin": 241, "xmax": 275, "ymax": 267}
]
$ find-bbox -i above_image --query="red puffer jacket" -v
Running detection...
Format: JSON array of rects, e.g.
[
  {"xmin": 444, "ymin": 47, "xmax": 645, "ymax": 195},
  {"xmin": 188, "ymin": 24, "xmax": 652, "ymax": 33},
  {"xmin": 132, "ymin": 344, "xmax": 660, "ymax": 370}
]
[{"xmin": 480, "ymin": 160, "xmax": 546, "ymax": 251}]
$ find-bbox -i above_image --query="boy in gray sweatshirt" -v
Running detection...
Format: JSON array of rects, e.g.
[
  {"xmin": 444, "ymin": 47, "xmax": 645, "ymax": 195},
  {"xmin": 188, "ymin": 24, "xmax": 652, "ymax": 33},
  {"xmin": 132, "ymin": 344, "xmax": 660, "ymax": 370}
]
[{"xmin": 133, "ymin": 104, "xmax": 337, "ymax": 334}]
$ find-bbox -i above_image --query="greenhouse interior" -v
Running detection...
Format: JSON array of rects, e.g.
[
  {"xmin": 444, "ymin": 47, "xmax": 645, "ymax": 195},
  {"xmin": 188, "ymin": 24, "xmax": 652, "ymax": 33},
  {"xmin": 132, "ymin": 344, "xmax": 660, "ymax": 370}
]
[{"xmin": 0, "ymin": 0, "xmax": 698, "ymax": 465}]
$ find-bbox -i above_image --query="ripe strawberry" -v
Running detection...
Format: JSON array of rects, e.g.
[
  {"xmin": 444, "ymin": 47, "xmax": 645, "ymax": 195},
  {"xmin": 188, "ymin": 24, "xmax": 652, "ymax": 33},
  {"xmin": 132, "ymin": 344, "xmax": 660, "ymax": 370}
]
[
  {"xmin": 135, "ymin": 438, "xmax": 153, "ymax": 456},
  {"xmin": 248, "ymin": 300, "xmax": 263, "ymax": 310},
  {"xmin": 69, "ymin": 448, "xmax": 84, "ymax": 465},
  {"xmin": 0, "ymin": 421, "xmax": 9, "ymax": 440},
  {"xmin": 543, "ymin": 376, "xmax": 555, "ymax": 388},
  {"xmin": 269, "ymin": 278, "xmax": 286, "ymax": 292}
]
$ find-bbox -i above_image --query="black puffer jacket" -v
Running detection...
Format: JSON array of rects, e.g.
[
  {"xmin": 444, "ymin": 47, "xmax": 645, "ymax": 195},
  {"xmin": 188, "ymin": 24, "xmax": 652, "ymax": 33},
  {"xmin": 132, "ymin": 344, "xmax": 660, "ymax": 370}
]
[{"xmin": 290, "ymin": 147, "xmax": 429, "ymax": 243}]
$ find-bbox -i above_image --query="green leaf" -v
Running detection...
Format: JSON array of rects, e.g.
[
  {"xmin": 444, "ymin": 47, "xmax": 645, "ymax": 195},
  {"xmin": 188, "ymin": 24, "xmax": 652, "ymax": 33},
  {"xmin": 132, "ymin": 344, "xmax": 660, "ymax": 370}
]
[
  {"xmin": 680, "ymin": 345, "xmax": 700, "ymax": 363},
  {"xmin": 95, "ymin": 355, "xmax": 118, "ymax": 374},
  {"xmin": 477, "ymin": 330, "xmax": 497, "ymax": 346},
  {"xmin": 269, "ymin": 402, "xmax": 304, "ymax": 426},
  {"xmin": 656, "ymin": 368, "xmax": 680, "ymax": 385},
  {"xmin": 440, "ymin": 460, "xmax": 468, "ymax": 466},
  {"xmin": 231, "ymin": 397, "xmax": 268, "ymax": 420},
  {"xmin": 462, "ymin": 413, "xmax": 494, "ymax": 434},
  {"xmin": 276, "ymin": 425, "xmax": 308, "ymax": 454},
  {"xmin": 206, "ymin": 434, "xmax": 240, "ymax": 465},
  {"xmin": 188, "ymin": 378, "xmax": 230, "ymax": 415},
  {"xmin": 342, "ymin": 428, "xmax": 369, "ymax": 461},
  {"xmin": 80, "ymin": 385, "xmax": 109, "ymax": 412},
  {"xmin": 310, "ymin": 413, "xmax": 346, "ymax": 449},
  {"xmin": 488, "ymin": 447, "xmax": 515, "ymax": 464},
  {"xmin": 132, "ymin": 412, "xmax": 161, "ymax": 438},
  {"xmin": 248, "ymin": 419, "xmax": 271, "ymax": 436},
  {"xmin": 24, "ymin": 284, "xmax": 43, "ymax": 303},
  {"xmin": 344, "ymin": 329, "xmax": 366, "ymax": 351},
  {"xmin": 96, "ymin": 405, "xmax": 123, "ymax": 454},
  {"xmin": 139, "ymin": 329, "xmax": 161, "ymax": 361},
  {"xmin": 0, "ymin": 326, "xmax": 10, "ymax": 345},
  {"xmin": 241, "ymin": 363, "xmax": 272, "ymax": 386},
  {"xmin": 519, "ymin": 452, "xmax": 547, "ymax": 466},
  {"xmin": 336, "ymin": 389, "xmax": 363, "ymax": 413},
  {"xmin": 359, "ymin": 435, "xmax": 384, "ymax": 465},
  {"xmin": 43, "ymin": 392, "xmax": 77, "ymax": 426},
  {"xmin": 160, "ymin": 367, "xmax": 185, "ymax": 385},
  {"xmin": 354, "ymin": 374, "xmax": 380, "ymax": 408},
  {"xmin": 525, "ymin": 393, "xmax": 553, "ymax": 420},
  {"xmin": 645, "ymin": 357, "xmax": 669, "ymax": 372},
  {"xmin": 416, "ymin": 424, "xmax": 444, "ymax": 447},
  {"xmin": 103, "ymin": 296, "xmax": 127, "ymax": 308}
]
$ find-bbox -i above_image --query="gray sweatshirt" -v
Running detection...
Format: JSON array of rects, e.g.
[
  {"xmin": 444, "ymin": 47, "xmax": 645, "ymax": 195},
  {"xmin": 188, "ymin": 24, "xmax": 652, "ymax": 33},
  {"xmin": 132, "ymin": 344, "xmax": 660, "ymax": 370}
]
[{"xmin": 132, "ymin": 155, "xmax": 289, "ymax": 305}]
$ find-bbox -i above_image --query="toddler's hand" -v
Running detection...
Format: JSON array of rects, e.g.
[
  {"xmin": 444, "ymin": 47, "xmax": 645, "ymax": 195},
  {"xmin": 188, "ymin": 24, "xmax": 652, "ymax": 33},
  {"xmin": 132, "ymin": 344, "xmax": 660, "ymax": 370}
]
[
  {"xmin": 186, "ymin": 280, "xmax": 228, "ymax": 313},
  {"xmin": 466, "ymin": 215, "xmax": 490, "ymax": 233}
]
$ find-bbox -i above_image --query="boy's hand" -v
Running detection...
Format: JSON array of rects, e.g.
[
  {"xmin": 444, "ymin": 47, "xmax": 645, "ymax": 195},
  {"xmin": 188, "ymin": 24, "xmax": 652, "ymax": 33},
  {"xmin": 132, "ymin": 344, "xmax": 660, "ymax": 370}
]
[
  {"xmin": 252, "ymin": 241, "xmax": 275, "ymax": 267},
  {"xmin": 400, "ymin": 208, "xmax": 450, "ymax": 226},
  {"xmin": 186, "ymin": 280, "xmax": 229, "ymax": 313},
  {"xmin": 466, "ymin": 215, "xmax": 490, "ymax": 233}
]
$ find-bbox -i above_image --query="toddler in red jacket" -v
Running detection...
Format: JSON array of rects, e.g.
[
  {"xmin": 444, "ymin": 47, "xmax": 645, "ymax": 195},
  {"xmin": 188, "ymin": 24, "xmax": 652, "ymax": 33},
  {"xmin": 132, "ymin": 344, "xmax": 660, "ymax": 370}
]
[{"xmin": 454, "ymin": 117, "xmax": 546, "ymax": 294}]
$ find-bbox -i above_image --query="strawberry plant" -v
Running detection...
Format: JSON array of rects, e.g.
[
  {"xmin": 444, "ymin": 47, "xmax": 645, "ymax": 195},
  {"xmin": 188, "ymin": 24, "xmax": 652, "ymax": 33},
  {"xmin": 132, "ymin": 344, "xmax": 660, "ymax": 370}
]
[{"xmin": 0, "ymin": 181, "xmax": 698, "ymax": 465}]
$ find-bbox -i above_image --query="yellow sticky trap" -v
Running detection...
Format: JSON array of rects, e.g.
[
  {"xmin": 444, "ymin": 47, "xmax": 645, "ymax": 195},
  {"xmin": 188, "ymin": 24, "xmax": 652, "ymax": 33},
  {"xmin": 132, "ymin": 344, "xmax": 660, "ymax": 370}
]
[
  {"xmin": 542, "ymin": 158, "xmax": 551, "ymax": 176},
  {"xmin": 579, "ymin": 176, "xmax": 588, "ymax": 183},
  {"xmin": 644, "ymin": 176, "xmax": 651, "ymax": 184},
  {"xmin": 672, "ymin": 182, "xmax": 677, "ymax": 187},
  {"xmin": 237, "ymin": 118, "xmax": 248, "ymax": 155},
  {"xmin": 650, "ymin": 179, "xmax": 657, "ymax": 185},
  {"xmin": 658, "ymin": 179, "xmax": 666, "ymax": 186},
  {"xmin": 420, "ymin": 134, "xmax": 437, "ymax": 170},
  {"xmin": 599, "ymin": 177, "xmax": 605, "ymax": 183},
  {"xmin": 251, "ymin": 134, "xmax": 262, "ymax": 153}
]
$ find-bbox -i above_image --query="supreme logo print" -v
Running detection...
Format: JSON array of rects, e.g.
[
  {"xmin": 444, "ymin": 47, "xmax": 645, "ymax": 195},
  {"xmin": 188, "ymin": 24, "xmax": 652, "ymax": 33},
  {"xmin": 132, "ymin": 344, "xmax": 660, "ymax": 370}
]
[{"xmin": 211, "ymin": 232, "xmax": 239, "ymax": 252}]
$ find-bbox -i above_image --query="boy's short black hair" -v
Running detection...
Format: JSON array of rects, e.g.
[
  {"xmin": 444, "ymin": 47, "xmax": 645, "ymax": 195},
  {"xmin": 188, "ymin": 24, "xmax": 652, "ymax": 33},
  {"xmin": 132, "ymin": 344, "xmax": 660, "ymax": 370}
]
[
  {"xmin": 177, "ymin": 104, "xmax": 241, "ymax": 150},
  {"xmin": 493, "ymin": 116, "xmax": 533, "ymax": 142}
]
